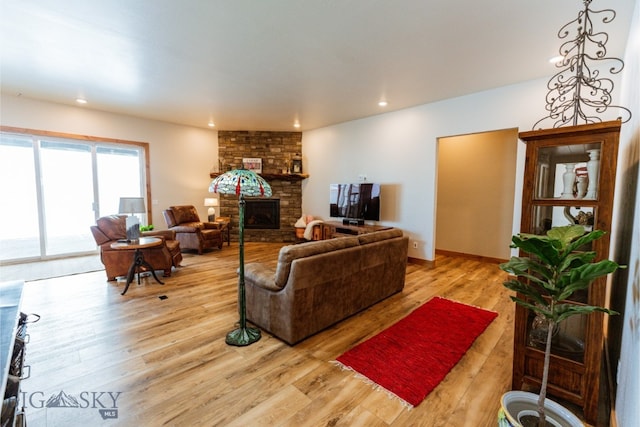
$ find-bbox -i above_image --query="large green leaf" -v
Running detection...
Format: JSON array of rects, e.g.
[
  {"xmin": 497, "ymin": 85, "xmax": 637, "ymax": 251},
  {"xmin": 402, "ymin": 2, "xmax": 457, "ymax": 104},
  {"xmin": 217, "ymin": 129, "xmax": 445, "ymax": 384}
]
[
  {"xmin": 554, "ymin": 303, "xmax": 618, "ymax": 323},
  {"xmin": 557, "ymin": 260, "xmax": 621, "ymax": 300},
  {"xmin": 511, "ymin": 235, "xmax": 560, "ymax": 266},
  {"xmin": 500, "ymin": 257, "xmax": 553, "ymax": 284},
  {"xmin": 548, "ymin": 225, "xmax": 590, "ymax": 249},
  {"xmin": 503, "ymin": 279, "xmax": 548, "ymax": 306},
  {"xmin": 558, "ymin": 251, "xmax": 597, "ymax": 273},
  {"xmin": 502, "ymin": 226, "xmax": 622, "ymax": 328},
  {"xmin": 564, "ymin": 229, "xmax": 606, "ymax": 255},
  {"xmin": 510, "ymin": 296, "xmax": 552, "ymax": 318}
]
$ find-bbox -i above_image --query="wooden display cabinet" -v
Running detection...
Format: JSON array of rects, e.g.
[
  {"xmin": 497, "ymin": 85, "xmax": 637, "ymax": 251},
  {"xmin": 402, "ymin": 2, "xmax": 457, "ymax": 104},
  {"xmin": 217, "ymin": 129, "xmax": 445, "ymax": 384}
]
[{"xmin": 514, "ymin": 120, "xmax": 621, "ymax": 424}]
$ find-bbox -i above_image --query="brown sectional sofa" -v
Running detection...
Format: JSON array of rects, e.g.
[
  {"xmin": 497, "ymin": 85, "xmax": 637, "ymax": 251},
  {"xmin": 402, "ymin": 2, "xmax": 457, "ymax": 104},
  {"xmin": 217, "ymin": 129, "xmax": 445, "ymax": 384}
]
[{"xmin": 244, "ymin": 228, "xmax": 409, "ymax": 344}]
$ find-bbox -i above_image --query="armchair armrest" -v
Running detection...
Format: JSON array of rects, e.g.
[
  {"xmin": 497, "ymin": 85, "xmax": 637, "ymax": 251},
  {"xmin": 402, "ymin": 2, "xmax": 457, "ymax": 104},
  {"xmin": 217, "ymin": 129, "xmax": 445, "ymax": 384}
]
[
  {"xmin": 170, "ymin": 225, "xmax": 202, "ymax": 233},
  {"xmin": 143, "ymin": 229, "xmax": 176, "ymax": 240},
  {"xmin": 203, "ymin": 222, "xmax": 221, "ymax": 230},
  {"xmin": 245, "ymin": 263, "xmax": 281, "ymax": 291},
  {"xmin": 90, "ymin": 225, "xmax": 110, "ymax": 246}
]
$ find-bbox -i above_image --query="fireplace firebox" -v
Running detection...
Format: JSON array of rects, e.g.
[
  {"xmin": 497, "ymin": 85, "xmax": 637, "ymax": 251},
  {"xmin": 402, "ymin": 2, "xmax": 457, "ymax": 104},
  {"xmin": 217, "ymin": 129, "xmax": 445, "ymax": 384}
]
[{"xmin": 244, "ymin": 199, "xmax": 280, "ymax": 229}]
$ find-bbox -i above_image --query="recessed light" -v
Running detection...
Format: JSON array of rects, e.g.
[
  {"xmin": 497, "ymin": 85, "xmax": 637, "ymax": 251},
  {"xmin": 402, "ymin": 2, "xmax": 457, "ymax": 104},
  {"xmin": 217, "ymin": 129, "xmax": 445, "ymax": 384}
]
[
  {"xmin": 378, "ymin": 100, "xmax": 388, "ymax": 107},
  {"xmin": 208, "ymin": 122, "xmax": 215, "ymax": 127},
  {"xmin": 293, "ymin": 122, "xmax": 301, "ymax": 128},
  {"xmin": 549, "ymin": 55, "xmax": 564, "ymax": 65},
  {"xmin": 76, "ymin": 98, "xmax": 87, "ymax": 104}
]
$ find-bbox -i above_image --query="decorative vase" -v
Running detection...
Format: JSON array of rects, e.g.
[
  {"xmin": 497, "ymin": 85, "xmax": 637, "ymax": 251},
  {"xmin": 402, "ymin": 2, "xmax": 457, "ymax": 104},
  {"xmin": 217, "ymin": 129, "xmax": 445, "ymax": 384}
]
[
  {"xmin": 561, "ymin": 163, "xmax": 577, "ymax": 199},
  {"xmin": 498, "ymin": 391, "xmax": 583, "ymax": 427},
  {"xmin": 576, "ymin": 176, "xmax": 588, "ymax": 199},
  {"xmin": 585, "ymin": 149, "xmax": 600, "ymax": 199}
]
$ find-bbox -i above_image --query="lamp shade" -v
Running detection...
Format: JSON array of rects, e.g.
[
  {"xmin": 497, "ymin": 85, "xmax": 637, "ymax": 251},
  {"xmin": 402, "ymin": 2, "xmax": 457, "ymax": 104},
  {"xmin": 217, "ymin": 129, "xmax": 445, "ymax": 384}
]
[
  {"xmin": 209, "ymin": 169, "xmax": 272, "ymax": 197},
  {"xmin": 118, "ymin": 197, "xmax": 146, "ymax": 214},
  {"xmin": 204, "ymin": 197, "xmax": 219, "ymax": 207}
]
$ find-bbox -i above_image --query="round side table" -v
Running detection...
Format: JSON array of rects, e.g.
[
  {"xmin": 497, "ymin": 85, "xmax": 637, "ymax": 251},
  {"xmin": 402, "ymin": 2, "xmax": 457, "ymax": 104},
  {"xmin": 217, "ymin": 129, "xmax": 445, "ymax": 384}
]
[{"xmin": 110, "ymin": 237, "xmax": 165, "ymax": 295}]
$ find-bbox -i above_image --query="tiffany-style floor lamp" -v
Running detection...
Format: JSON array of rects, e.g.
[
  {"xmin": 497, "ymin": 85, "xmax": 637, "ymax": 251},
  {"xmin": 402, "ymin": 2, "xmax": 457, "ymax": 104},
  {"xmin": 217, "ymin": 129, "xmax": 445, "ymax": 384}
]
[{"xmin": 209, "ymin": 168, "xmax": 272, "ymax": 346}]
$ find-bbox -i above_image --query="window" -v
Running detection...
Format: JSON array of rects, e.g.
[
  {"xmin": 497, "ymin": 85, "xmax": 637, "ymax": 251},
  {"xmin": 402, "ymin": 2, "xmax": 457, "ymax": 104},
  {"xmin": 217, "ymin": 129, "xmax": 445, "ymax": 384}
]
[{"xmin": 0, "ymin": 129, "xmax": 150, "ymax": 262}]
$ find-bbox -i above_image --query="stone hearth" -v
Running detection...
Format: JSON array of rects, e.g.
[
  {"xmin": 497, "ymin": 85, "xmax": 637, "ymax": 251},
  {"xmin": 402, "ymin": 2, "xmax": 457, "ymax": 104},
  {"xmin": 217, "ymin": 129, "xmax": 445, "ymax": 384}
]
[{"xmin": 213, "ymin": 131, "xmax": 305, "ymax": 243}]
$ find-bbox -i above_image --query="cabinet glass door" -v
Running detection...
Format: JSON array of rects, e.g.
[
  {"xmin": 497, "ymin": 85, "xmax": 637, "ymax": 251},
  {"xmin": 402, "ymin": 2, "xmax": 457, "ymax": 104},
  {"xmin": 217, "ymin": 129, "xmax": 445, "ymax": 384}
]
[
  {"xmin": 531, "ymin": 205, "xmax": 596, "ymax": 236},
  {"xmin": 525, "ymin": 309, "xmax": 586, "ymax": 363},
  {"xmin": 535, "ymin": 142, "xmax": 602, "ymax": 200}
]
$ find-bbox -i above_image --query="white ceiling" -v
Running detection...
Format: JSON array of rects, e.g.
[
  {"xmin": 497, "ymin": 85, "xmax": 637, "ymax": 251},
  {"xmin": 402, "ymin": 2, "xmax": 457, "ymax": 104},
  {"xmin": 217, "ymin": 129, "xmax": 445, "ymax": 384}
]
[{"xmin": 0, "ymin": 0, "xmax": 634, "ymax": 131}]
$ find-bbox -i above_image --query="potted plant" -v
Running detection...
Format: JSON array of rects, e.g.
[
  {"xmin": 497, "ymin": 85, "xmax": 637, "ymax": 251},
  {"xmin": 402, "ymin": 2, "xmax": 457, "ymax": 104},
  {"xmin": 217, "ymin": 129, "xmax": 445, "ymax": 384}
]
[{"xmin": 498, "ymin": 225, "xmax": 622, "ymax": 427}]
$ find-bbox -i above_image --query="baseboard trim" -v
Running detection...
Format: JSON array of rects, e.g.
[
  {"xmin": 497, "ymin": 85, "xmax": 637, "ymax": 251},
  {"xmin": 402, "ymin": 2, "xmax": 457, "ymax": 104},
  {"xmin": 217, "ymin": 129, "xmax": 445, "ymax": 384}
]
[
  {"xmin": 434, "ymin": 249, "xmax": 507, "ymax": 265},
  {"xmin": 407, "ymin": 257, "xmax": 435, "ymax": 268}
]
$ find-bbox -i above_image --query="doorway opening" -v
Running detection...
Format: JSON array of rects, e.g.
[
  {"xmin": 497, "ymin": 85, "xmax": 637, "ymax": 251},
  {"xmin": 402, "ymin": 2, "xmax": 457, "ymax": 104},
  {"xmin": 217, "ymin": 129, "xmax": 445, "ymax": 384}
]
[{"xmin": 435, "ymin": 128, "xmax": 519, "ymax": 262}]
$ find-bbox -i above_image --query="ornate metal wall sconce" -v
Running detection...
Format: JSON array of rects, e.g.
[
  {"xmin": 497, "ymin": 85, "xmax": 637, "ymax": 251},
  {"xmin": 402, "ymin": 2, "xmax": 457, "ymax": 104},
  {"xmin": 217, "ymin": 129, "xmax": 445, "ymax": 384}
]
[{"xmin": 533, "ymin": 0, "xmax": 632, "ymax": 129}]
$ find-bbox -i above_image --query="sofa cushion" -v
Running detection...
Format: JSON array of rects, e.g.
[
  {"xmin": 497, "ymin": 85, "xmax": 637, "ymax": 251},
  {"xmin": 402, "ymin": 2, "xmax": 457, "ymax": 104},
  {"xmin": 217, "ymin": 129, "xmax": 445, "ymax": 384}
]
[
  {"xmin": 170, "ymin": 205, "xmax": 200, "ymax": 225},
  {"xmin": 357, "ymin": 228, "xmax": 403, "ymax": 245},
  {"xmin": 274, "ymin": 237, "xmax": 360, "ymax": 288}
]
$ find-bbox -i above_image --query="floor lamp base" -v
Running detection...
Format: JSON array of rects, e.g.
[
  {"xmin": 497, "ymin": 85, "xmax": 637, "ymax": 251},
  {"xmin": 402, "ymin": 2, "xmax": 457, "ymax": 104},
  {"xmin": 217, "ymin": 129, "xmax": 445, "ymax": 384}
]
[{"xmin": 225, "ymin": 326, "xmax": 261, "ymax": 346}]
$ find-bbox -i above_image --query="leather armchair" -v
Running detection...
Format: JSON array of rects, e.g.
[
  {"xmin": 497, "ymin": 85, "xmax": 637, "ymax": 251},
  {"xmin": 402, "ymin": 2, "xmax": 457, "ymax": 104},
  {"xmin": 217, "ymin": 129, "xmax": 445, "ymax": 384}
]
[
  {"xmin": 90, "ymin": 215, "xmax": 183, "ymax": 281},
  {"xmin": 162, "ymin": 205, "xmax": 223, "ymax": 254}
]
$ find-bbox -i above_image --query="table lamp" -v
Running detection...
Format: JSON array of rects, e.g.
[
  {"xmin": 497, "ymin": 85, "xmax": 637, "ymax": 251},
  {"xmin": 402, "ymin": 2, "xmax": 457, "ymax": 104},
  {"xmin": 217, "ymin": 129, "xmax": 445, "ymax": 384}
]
[
  {"xmin": 204, "ymin": 197, "xmax": 219, "ymax": 222},
  {"xmin": 209, "ymin": 169, "xmax": 272, "ymax": 346},
  {"xmin": 118, "ymin": 197, "xmax": 146, "ymax": 242}
]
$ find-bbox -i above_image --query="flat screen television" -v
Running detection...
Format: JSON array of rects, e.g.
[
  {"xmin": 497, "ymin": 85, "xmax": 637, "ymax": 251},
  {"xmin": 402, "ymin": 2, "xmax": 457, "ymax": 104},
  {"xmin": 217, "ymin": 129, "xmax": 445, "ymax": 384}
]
[{"xmin": 329, "ymin": 183, "xmax": 381, "ymax": 221}]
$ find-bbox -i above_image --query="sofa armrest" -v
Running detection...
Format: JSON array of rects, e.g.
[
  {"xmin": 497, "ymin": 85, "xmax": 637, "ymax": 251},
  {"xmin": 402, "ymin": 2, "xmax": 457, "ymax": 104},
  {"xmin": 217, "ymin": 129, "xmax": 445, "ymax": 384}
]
[{"xmin": 245, "ymin": 263, "xmax": 281, "ymax": 291}]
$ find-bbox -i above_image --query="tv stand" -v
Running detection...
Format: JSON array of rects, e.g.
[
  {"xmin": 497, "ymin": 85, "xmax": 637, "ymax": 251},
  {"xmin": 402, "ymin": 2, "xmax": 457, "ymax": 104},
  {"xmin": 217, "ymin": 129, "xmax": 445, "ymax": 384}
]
[
  {"xmin": 322, "ymin": 220, "xmax": 392, "ymax": 239},
  {"xmin": 342, "ymin": 218, "xmax": 364, "ymax": 226}
]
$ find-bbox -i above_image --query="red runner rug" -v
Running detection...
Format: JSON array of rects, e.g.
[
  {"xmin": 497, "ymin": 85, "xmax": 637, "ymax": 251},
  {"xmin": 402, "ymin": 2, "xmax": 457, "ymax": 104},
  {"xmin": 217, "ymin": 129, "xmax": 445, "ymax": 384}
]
[{"xmin": 335, "ymin": 297, "xmax": 498, "ymax": 407}]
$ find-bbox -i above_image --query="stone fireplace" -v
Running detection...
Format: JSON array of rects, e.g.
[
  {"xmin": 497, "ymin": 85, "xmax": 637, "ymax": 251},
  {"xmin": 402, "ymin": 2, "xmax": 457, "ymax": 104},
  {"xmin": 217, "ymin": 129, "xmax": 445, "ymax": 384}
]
[{"xmin": 213, "ymin": 131, "xmax": 304, "ymax": 242}]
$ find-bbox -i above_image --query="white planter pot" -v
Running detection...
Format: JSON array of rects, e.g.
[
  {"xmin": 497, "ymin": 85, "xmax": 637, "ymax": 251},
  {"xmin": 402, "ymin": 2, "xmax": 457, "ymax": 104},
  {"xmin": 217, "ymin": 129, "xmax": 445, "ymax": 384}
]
[{"xmin": 498, "ymin": 391, "xmax": 584, "ymax": 427}]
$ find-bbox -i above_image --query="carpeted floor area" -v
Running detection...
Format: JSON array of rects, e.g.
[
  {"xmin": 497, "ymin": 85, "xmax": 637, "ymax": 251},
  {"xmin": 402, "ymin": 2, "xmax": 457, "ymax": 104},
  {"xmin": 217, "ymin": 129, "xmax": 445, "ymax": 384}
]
[{"xmin": 0, "ymin": 254, "xmax": 104, "ymax": 282}]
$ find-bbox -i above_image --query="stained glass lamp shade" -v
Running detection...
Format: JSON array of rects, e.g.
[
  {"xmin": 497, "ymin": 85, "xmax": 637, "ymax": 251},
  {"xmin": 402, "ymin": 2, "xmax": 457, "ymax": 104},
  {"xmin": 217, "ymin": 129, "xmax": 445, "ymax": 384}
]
[{"xmin": 209, "ymin": 169, "xmax": 272, "ymax": 346}]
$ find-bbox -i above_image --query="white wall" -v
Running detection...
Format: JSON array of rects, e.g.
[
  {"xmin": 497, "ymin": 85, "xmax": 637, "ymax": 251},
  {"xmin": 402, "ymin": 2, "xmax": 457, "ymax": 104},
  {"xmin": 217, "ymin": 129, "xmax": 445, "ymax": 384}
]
[
  {"xmin": 302, "ymin": 78, "xmax": 549, "ymax": 260},
  {"xmin": 613, "ymin": 0, "xmax": 640, "ymax": 424},
  {"xmin": 0, "ymin": 95, "xmax": 218, "ymax": 227}
]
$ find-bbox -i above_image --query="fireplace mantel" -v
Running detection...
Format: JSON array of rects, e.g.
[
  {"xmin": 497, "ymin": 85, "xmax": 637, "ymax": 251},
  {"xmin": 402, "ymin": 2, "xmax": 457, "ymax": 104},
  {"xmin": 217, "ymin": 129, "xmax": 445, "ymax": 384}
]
[{"xmin": 209, "ymin": 172, "xmax": 309, "ymax": 182}]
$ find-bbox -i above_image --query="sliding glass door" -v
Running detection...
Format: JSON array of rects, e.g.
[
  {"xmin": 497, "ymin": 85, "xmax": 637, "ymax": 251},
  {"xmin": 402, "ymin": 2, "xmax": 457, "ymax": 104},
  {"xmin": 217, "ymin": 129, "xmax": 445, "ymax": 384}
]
[
  {"xmin": 0, "ymin": 131, "xmax": 147, "ymax": 262},
  {"xmin": 96, "ymin": 146, "xmax": 145, "ymax": 218},
  {"xmin": 39, "ymin": 140, "xmax": 96, "ymax": 255},
  {"xmin": 0, "ymin": 134, "xmax": 40, "ymax": 259}
]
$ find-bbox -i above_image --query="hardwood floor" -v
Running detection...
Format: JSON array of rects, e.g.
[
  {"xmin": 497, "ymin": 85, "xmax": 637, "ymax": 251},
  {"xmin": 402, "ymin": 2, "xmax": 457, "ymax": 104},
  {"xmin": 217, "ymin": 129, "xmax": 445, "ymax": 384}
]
[{"xmin": 16, "ymin": 243, "xmax": 588, "ymax": 426}]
